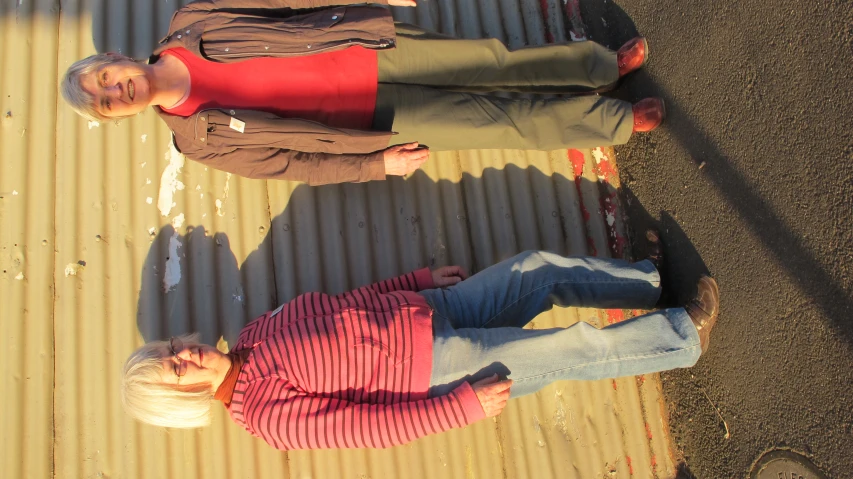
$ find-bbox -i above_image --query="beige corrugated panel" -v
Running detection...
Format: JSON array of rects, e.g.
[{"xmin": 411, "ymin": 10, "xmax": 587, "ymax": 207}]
[
  {"xmin": 0, "ymin": 0, "xmax": 679, "ymax": 477},
  {"xmin": 1, "ymin": 0, "xmax": 58, "ymax": 477}
]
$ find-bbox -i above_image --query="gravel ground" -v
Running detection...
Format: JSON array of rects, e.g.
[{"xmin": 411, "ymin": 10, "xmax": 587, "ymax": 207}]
[{"xmin": 579, "ymin": 0, "xmax": 853, "ymax": 477}]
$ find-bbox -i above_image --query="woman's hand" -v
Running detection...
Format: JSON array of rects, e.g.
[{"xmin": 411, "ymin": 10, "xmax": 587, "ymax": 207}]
[
  {"xmin": 383, "ymin": 142, "xmax": 430, "ymax": 176},
  {"xmin": 471, "ymin": 374, "xmax": 513, "ymax": 417},
  {"xmin": 388, "ymin": 0, "xmax": 417, "ymax": 6},
  {"xmin": 431, "ymin": 265, "xmax": 468, "ymax": 287}
]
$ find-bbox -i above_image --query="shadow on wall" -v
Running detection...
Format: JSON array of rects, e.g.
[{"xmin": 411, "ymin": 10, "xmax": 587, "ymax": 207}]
[
  {"xmin": 583, "ymin": 0, "xmax": 853, "ymax": 347},
  {"xmin": 134, "ymin": 165, "xmax": 709, "ymax": 346}
]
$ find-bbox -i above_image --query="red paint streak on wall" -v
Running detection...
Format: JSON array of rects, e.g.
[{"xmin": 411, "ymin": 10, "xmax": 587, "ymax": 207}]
[
  {"xmin": 645, "ymin": 422, "xmax": 653, "ymax": 440},
  {"xmin": 612, "ymin": 379, "xmax": 618, "ymax": 390},
  {"xmin": 538, "ymin": 0, "xmax": 555, "ymax": 43},
  {"xmin": 637, "ymin": 374, "xmax": 646, "ymax": 385},
  {"xmin": 605, "ymin": 309, "xmax": 625, "ymax": 324},
  {"xmin": 569, "ymin": 150, "xmax": 590, "ymax": 224},
  {"xmin": 626, "ymin": 455, "xmax": 634, "ymax": 475},
  {"xmin": 568, "ymin": 149, "xmax": 598, "ymax": 255},
  {"xmin": 568, "ymin": 149, "xmax": 586, "ymax": 177},
  {"xmin": 564, "ymin": 0, "xmax": 588, "ymax": 40},
  {"xmin": 587, "ymin": 237, "xmax": 598, "ymax": 256},
  {"xmin": 651, "ymin": 454, "xmax": 657, "ymax": 468}
]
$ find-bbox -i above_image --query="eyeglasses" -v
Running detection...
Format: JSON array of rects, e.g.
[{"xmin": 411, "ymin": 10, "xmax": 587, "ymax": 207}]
[{"xmin": 169, "ymin": 337, "xmax": 186, "ymax": 383}]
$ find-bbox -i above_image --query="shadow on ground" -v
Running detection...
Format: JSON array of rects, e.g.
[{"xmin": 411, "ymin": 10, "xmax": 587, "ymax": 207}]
[
  {"xmin": 582, "ymin": 0, "xmax": 853, "ymax": 345},
  {"xmin": 581, "ymin": 1, "xmax": 853, "ymax": 478}
]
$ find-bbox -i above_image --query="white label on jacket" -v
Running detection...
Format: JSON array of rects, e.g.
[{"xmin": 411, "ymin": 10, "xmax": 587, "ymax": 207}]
[{"xmin": 229, "ymin": 117, "xmax": 246, "ymax": 133}]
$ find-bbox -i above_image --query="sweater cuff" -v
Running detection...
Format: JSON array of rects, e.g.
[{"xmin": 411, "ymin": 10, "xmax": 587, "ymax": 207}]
[
  {"xmin": 362, "ymin": 151, "xmax": 386, "ymax": 182},
  {"xmin": 453, "ymin": 382, "xmax": 487, "ymax": 424},
  {"xmin": 412, "ymin": 267, "xmax": 435, "ymax": 291}
]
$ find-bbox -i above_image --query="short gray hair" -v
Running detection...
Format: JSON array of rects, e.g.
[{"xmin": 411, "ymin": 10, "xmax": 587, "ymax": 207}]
[
  {"xmin": 60, "ymin": 53, "xmax": 134, "ymax": 123},
  {"xmin": 121, "ymin": 333, "xmax": 215, "ymax": 429}
]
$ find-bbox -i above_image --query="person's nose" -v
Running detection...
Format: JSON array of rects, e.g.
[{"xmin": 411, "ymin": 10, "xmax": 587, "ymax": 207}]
[
  {"xmin": 104, "ymin": 82, "xmax": 123, "ymax": 99},
  {"xmin": 176, "ymin": 347, "xmax": 194, "ymax": 362}
]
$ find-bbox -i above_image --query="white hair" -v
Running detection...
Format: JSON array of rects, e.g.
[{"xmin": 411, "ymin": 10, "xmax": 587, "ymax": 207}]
[
  {"xmin": 121, "ymin": 333, "xmax": 214, "ymax": 429},
  {"xmin": 60, "ymin": 53, "xmax": 135, "ymax": 123}
]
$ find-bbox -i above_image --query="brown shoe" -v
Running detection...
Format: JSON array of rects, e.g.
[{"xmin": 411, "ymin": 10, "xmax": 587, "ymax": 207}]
[
  {"xmin": 632, "ymin": 97, "xmax": 667, "ymax": 133},
  {"xmin": 617, "ymin": 36, "xmax": 649, "ymax": 77},
  {"xmin": 644, "ymin": 228, "xmax": 664, "ymax": 271},
  {"xmin": 685, "ymin": 276, "xmax": 720, "ymax": 354}
]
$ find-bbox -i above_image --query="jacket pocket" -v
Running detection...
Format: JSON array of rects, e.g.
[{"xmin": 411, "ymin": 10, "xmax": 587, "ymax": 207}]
[
  {"xmin": 321, "ymin": 8, "xmax": 346, "ymax": 28},
  {"xmin": 354, "ymin": 337, "xmax": 410, "ymax": 366}
]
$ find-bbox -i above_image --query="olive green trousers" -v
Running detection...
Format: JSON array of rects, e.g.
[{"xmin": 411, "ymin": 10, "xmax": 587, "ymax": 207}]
[{"xmin": 373, "ymin": 24, "xmax": 634, "ymax": 151}]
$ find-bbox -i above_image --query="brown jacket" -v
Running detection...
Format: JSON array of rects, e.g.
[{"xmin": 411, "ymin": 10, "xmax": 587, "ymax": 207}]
[{"xmin": 152, "ymin": 1, "xmax": 398, "ymax": 185}]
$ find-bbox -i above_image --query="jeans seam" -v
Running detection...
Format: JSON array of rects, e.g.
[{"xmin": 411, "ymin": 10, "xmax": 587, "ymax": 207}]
[
  {"xmin": 481, "ymin": 278, "xmax": 660, "ymax": 328},
  {"xmin": 512, "ymin": 343, "xmax": 700, "ymax": 383}
]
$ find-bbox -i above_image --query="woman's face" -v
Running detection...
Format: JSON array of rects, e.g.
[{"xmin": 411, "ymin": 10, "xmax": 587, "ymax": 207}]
[
  {"xmin": 79, "ymin": 57, "xmax": 153, "ymax": 118},
  {"xmin": 161, "ymin": 340, "xmax": 231, "ymax": 390}
]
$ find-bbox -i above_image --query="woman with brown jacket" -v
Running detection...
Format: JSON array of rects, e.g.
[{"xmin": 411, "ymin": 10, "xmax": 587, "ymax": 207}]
[{"xmin": 61, "ymin": 0, "xmax": 664, "ymax": 185}]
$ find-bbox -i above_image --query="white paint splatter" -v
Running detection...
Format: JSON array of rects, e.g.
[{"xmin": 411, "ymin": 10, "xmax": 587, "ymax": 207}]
[
  {"xmin": 12, "ymin": 190, "xmax": 18, "ymax": 196},
  {"xmin": 148, "ymin": 227, "xmax": 156, "ymax": 235},
  {"xmin": 146, "ymin": 197, "xmax": 153, "ymax": 204},
  {"xmin": 14, "ymin": 272, "xmax": 24, "ymax": 280},
  {"xmin": 195, "ymin": 185, "xmax": 201, "ymax": 191},
  {"xmin": 141, "ymin": 134, "xmax": 147, "ymax": 143},
  {"xmin": 592, "ymin": 147, "xmax": 608, "ymax": 164},
  {"xmin": 171, "ymin": 213, "xmax": 185, "ymax": 229},
  {"xmin": 157, "ymin": 139, "xmax": 186, "ymax": 217},
  {"xmin": 215, "ymin": 173, "xmax": 232, "ymax": 217},
  {"xmin": 606, "ymin": 212, "xmax": 616, "ymax": 226},
  {"xmin": 140, "ymin": 162, "xmax": 147, "ymax": 168},
  {"xmin": 163, "ymin": 233, "xmax": 183, "ymax": 292},
  {"xmin": 592, "ymin": 148, "xmax": 612, "ymax": 181},
  {"xmin": 232, "ymin": 286, "xmax": 244, "ymax": 303},
  {"xmin": 87, "ymin": 120, "xmax": 100, "ymax": 129},
  {"xmin": 146, "ymin": 178, "xmax": 152, "ymax": 185},
  {"xmin": 64, "ymin": 263, "xmax": 84, "ymax": 276},
  {"xmin": 570, "ymin": 31, "xmax": 585, "ymax": 41}
]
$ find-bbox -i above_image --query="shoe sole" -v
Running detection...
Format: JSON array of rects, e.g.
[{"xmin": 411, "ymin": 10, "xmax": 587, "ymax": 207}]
[{"xmin": 696, "ymin": 275, "xmax": 719, "ymax": 354}]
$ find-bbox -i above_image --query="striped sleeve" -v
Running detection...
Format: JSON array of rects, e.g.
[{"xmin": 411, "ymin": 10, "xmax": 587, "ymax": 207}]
[
  {"xmin": 243, "ymin": 380, "xmax": 485, "ymax": 450},
  {"xmin": 366, "ymin": 268, "xmax": 435, "ymax": 294}
]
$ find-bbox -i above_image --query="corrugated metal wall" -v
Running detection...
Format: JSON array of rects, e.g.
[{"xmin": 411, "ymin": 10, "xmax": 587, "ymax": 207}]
[
  {"xmin": 0, "ymin": 0, "xmax": 677, "ymax": 477},
  {"xmin": 1, "ymin": 0, "xmax": 58, "ymax": 478}
]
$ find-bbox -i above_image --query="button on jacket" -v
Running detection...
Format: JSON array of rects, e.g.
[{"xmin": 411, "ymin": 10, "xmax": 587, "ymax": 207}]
[{"xmin": 152, "ymin": 1, "xmax": 399, "ymax": 186}]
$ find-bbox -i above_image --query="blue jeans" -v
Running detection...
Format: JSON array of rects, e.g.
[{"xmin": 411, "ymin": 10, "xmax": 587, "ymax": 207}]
[{"xmin": 418, "ymin": 251, "xmax": 701, "ymax": 398}]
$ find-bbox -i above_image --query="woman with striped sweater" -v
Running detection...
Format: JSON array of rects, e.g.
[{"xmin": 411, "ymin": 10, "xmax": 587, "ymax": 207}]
[{"xmin": 122, "ymin": 250, "xmax": 719, "ymax": 450}]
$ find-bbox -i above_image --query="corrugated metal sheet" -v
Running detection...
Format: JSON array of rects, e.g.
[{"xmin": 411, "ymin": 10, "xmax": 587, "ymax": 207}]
[
  {"xmin": 0, "ymin": 0, "xmax": 678, "ymax": 477},
  {"xmin": 1, "ymin": 0, "xmax": 58, "ymax": 478}
]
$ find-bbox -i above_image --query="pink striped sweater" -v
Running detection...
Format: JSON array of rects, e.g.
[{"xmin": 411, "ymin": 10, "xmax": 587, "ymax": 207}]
[{"xmin": 226, "ymin": 268, "xmax": 486, "ymax": 450}]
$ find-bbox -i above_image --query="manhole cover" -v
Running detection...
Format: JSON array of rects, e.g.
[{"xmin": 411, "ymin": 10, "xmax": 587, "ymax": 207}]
[{"xmin": 749, "ymin": 450, "xmax": 828, "ymax": 479}]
